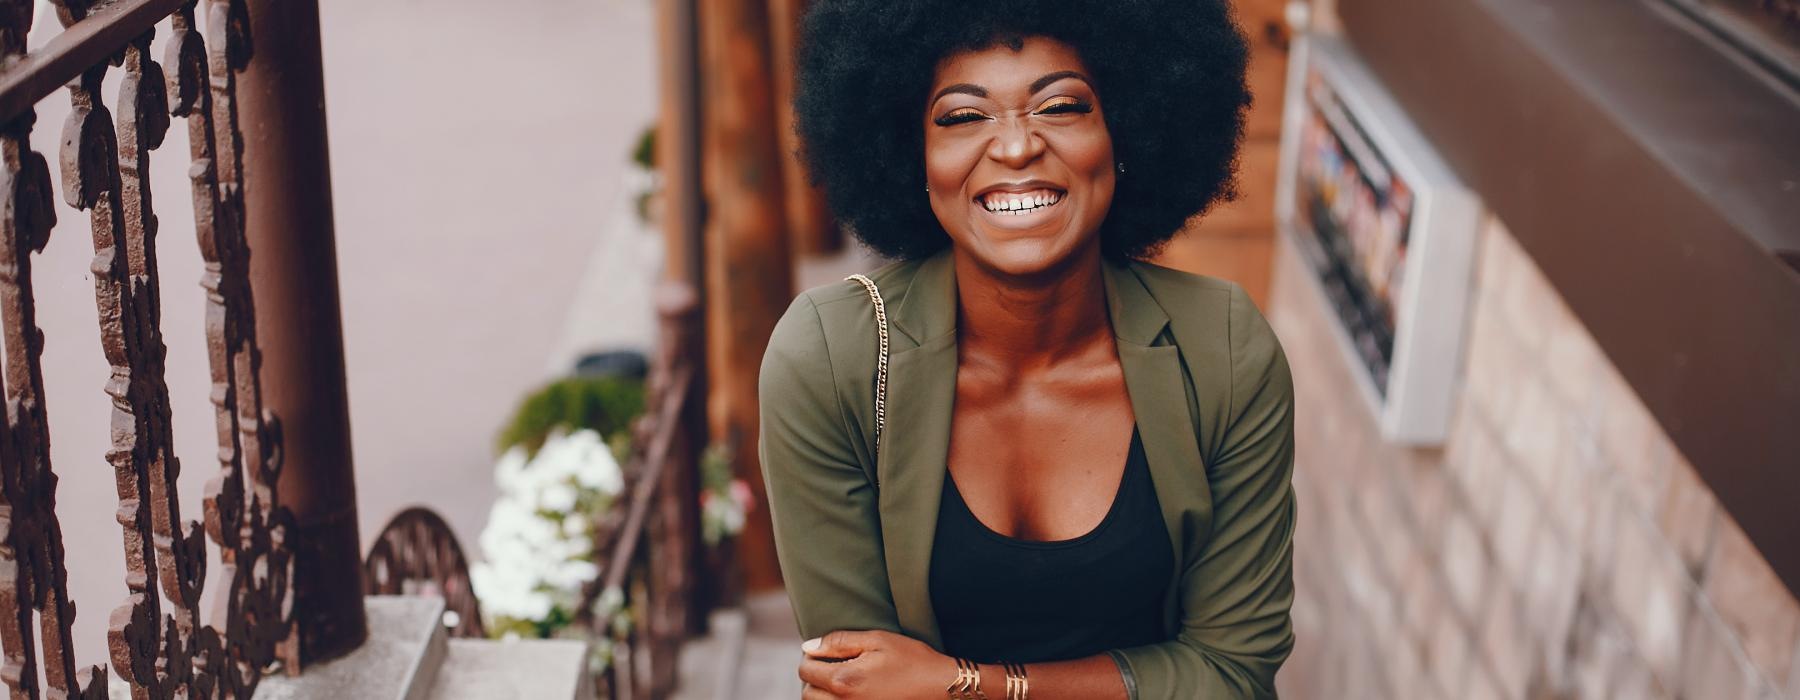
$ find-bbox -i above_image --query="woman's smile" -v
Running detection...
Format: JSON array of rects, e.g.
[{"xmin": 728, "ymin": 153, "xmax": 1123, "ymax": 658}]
[
  {"xmin": 923, "ymin": 37, "xmax": 1115, "ymax": 277},
  {"xmin": 974, "ymin": 183, "xmax": 1068, "ymax": 229}
]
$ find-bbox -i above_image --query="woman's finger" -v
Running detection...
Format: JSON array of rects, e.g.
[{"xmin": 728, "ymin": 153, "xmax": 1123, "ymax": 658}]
[
  {"xmin": 798, "ymin": 657, "xmax": 840, "ymax": 692},
  {"xmin": 802, "ymin": 629, "xmax": 883, "ymax": 659},
  {"xmin": 799, "ymin": 656, "xmax": 869, "ymax": 697}
]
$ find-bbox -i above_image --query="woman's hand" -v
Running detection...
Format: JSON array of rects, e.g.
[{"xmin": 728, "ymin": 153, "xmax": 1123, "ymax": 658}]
[{"xmin": 798, "ymin": 630, "xmax": 956, "ymax": 699}]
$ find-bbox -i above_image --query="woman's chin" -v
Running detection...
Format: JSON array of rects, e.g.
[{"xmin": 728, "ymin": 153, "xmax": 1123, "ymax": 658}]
[{"xmin": 964, "ymin": 232, "xmax": 1085, "ymax": 280}]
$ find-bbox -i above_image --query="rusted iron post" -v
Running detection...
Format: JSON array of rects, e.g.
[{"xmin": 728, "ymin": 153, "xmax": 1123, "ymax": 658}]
[
  {"xmin": 655, "ymin": 0, "xmax": 721, "ymax": 632},
  {"xmin": 658, "ymin": 0, "xmax": 705, "ymax": 290},
  {"xmin": 646, "ymin": 279, "xmax": 701, "ymax": 691},
  {"xmin": 234, "ymin": 0, "xmax": 367, "ymax": 664},
  {"xmin": 698, "ymin": 0, "xmax": 795, "ymax": 593}
]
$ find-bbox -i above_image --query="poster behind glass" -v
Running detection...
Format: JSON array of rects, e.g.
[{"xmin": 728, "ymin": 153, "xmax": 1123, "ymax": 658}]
[{"xmin": 1292, "ymin": 70, "xmax": 1415, "ymax": 396}]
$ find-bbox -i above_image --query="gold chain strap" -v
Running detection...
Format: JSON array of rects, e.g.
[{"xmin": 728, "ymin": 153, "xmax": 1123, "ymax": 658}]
[{"xmin": 844, "ymin": 274, "xmax": 889, "ymax": 460}]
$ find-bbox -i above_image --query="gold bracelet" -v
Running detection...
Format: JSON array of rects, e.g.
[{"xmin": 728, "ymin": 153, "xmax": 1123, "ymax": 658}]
[
  {"xmin": 948, "ymin": 657, "xmax": 986, "ymax": 700},
  {"xmin": 1003, "ymin": 662, "xmax": 1029, "ymax": 700}
]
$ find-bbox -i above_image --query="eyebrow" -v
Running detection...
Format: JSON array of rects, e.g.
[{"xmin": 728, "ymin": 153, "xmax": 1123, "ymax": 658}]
[
  {"xmin": 1029, "ymin": 70, "xmax": 1089, "ymax": 94},
  {"xmin": 930, "ymin": 71, "xmax": 1092, "ymax": 106},
  {"xmin": 931, "ymin": 83, "xmax": 987, "ymax": 103}
]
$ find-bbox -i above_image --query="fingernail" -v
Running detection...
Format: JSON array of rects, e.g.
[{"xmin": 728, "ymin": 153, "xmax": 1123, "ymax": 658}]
[{"xmin": 801, "ymin": 637, "xmax": 821, "ymax": 652}]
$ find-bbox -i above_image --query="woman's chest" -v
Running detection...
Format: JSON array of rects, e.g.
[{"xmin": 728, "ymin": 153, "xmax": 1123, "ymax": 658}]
[{"xmin": 946, "ymin": 365, "xmax": 1137, "ymax": 541}]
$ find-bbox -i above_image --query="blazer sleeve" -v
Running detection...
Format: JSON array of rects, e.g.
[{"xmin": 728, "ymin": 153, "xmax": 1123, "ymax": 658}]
[
  {"xmin": 757, "ymin": 292, "xmax": 903, "ymax": 639},
  {"xmin": 1112, "ymin": 285, "xmax": 1298, "ymax": 699}
]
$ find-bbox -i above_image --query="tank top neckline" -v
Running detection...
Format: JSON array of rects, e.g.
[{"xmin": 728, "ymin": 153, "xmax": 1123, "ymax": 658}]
[{"xmin": 941, "ymin": 425, "xmax": 1144, "ymax": 550}]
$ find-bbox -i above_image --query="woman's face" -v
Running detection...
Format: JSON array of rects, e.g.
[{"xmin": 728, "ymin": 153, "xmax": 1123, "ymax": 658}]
[{"xmin": 923, "ymin": 36, "xmax": 1115, "ymax": 279}]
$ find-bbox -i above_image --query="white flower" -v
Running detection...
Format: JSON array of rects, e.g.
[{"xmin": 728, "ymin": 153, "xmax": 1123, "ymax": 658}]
[
  {"xmin": 473, "ymin": 427, "xmax": 631, "ymax": 634},
  {"xmin": 560, "ymin": 429, "xmax": 625, "ymax": 496},
  {"xmin": 540, "ymin": 483, "xmax": 579, "ymax": 512},
  {"xmin": 493, "ymin": 446, "xmax": 531, "ymax": 492}
]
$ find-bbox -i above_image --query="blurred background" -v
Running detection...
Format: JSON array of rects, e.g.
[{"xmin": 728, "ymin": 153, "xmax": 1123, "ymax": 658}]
[{"xmin": 2, "ymin": 0, "xmax": 1795, "ymax": 698}]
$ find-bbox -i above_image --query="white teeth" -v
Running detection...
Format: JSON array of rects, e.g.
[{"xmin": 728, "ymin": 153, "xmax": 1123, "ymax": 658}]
[{"xmin": 982, "ymin": 190, "xmax": 1062, "ymax": 215}]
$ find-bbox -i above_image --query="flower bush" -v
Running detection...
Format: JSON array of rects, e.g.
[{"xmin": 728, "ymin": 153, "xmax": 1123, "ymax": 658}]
[
  {"xmin": 469, "ymin": 372, "xmax": 754, "ymax": 671},
  {"xmin": 699, "ymin": 443, "xmax": 753, "ymax": 546},
  {"xmin": 470, "ymin": 428, "xmax": 626, "ymax": 639}
]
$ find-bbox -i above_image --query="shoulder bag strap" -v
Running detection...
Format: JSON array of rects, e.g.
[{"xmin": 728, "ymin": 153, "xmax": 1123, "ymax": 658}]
[{"xmin": 843, "ymin": 274, "xmax": 889, "ymax": 462}]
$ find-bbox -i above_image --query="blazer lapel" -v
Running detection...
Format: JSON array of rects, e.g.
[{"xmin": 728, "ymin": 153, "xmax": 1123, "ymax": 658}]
[
  {"xmin": 878, "ymin": 251, "xmax": 957, "ymax": 648},
  {"xmin": 1105, "ymin": 261, "xmax": 1212, "ymax": 628}
]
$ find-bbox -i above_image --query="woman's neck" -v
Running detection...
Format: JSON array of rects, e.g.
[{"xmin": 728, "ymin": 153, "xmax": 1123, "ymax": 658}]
[{"xmin": 952, "ymin": 243, "xmax": 1113, "ymax": 371}]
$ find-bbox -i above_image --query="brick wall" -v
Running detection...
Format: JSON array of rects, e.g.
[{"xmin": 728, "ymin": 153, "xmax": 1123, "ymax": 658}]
[{"xmin": 1269, "ymin": 217, "xmax": 1800, "ymax": 699}]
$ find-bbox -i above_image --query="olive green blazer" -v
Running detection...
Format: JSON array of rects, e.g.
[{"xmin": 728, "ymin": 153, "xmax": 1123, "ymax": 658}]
[{"xmin": 757, "ymin": 249, "xmax": 1296, "ymax": 699}]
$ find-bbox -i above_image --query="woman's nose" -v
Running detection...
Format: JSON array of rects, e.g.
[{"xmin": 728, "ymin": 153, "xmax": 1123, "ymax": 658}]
[{"xmin": 986, "ymin": 118, "xmax": 1044, "ymax": 168}]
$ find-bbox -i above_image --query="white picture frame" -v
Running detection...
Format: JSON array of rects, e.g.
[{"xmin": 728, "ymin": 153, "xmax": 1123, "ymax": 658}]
[{"xmin": 1275, "ymin": 32, "xmax": 1483, "ymax": 445}]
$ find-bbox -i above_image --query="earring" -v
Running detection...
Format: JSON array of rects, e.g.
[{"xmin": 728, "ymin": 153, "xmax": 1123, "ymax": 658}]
[
  {"xmin": 924, "ymin": 184, "xmax": 931, "ymax": 193},
  {"xmin": 1116, "ymin": 161, "xmax": 1125, "ymax": 174}
]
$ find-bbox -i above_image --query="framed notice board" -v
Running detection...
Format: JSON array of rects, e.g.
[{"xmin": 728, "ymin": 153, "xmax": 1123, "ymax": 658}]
[{"xmin": 1275, "ymin": 33, "xmax": 1483, "ymax": 445}]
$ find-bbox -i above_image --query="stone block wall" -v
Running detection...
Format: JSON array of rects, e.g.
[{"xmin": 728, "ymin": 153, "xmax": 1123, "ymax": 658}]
[{"xmin": 1269, "ymin": 216, "xmax": 1799, "ymax": 699}]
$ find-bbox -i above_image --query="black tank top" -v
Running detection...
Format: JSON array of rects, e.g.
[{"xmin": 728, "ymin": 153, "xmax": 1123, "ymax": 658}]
[{"xmin": 928, "ymin": 426, "xmax": 1174, "ymax": 664}]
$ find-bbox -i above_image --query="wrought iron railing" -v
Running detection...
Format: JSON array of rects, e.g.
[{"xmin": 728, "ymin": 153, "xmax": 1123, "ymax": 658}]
[
  {"xmin": 0, "ymin": 2, "xmax": 336, "ymax": 697},
  {"xmin": 362, "ymin": 507, "xmax": 487, "ymax": 639},
  {"xmin": 575, "ymin": 281, "xmax": 705, "ymax": 700}
]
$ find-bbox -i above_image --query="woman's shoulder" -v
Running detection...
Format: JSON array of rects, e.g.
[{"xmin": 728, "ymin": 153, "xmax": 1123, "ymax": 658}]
[
  {"xmin": 1125, "ymin": 259, "xmax": 1279, "ymax": 346},
  {"xmin": 764, "ymin": 256, "xmax": 920, "ymax": 367},
  {"xmin": 1123, "ymin": 258, "xmax": 1289, "ymax": 401},
  {"xmin": 1125, "ymin": 257, "xmax": 1265, "ymax": 330}
]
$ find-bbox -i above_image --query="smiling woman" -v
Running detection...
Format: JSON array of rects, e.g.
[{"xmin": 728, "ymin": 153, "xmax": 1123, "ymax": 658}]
[
  {"xmin": 923, "ymin": 39, "xmax": 1117, "ymax": 280},
  {"xmin": 764, "ymin": 2, "xmax": 1292, "ymax": 699}
]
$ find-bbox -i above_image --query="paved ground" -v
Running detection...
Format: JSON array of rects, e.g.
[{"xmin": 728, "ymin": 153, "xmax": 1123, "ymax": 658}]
[{"xmin": 674, "ymin": 592, "xmax": 806, "ymax": 700}]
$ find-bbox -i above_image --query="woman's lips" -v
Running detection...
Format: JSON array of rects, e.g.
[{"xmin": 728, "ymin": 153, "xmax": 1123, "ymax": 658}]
[
  {"xmin": 979, "ymin": 189, "xmax": 1058, "ymax": 233},
  {"xmin": 976, "ymin": 188, "xmax": 1064, "ymax": 216}
]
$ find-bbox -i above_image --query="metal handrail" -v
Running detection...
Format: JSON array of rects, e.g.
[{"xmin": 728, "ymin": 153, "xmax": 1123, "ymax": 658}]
[
  {"xmin": 0, "ymin": 0, "xmax": 185, "ymax": 123},
  {"xmin": 570, "ymin": 282, "xmax": 705, "ymax": 699},
  {"xmin": 577, "ymin": 360, "xmax": 696, "ymax": 626}
]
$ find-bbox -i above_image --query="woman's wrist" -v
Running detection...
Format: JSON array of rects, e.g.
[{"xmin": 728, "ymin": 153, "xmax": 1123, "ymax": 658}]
[{"xmin": 942, "ymin": 659, "xmax": 1028, "ymax": 699}]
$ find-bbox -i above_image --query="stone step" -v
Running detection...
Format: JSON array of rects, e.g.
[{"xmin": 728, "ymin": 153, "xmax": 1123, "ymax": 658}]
[
  {"xmin": 670, "ymin": 607, "xmax": 748, "ymax": 700},
  {"xmin": 242, "ymin": 596, "xmax": 592, "ymax": 700},
  {"xmin": 425, "ymin": 637, "xmax": 596, "ymax": 700},
  {"xmin": 672, "ymin": 592, "xmax": 804, "ymax": 700},
  {"xmin": 254, "ymin": 595, "xmax": 449, "ymax": 700}
]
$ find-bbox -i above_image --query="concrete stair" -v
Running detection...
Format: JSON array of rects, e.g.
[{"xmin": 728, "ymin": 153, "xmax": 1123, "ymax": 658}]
[
  {"xmin": 251, "ymin": 596, "xmax": 595, "ymax": 700},
  {"xmin": 671, "ymin": 592, "xmax": 804, "ymax": 700}
]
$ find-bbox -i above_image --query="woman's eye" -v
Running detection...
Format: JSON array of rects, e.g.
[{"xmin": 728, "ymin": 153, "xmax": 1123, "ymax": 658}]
[
  {"xmin": 1035, "ymin": 98, "xmax": 1093, "ymax": 116},
  {"xmin": 933, "ymin": 110, "xmax": 988, "ymax": 127}
]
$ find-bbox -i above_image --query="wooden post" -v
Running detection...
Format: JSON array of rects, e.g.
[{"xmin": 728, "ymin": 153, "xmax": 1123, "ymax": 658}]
[
  {"xmin": 655, "ymin": 0, "xmax": 718, "ymax": 630},
  {"xmin": 658, "ymin": 0, "xmax": 705, "ymax": 289},
  {"xmin": 768, "ymin": 0, "xmax": 838, "ymax": 257},
  {"xmin": 698, "ymin": 0, "xmax": 795, "ymax": 592}
]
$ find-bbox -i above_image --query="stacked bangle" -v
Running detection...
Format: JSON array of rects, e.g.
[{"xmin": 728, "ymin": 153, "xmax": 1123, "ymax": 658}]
[
  {"xmin": 1003, "ymin": 662, "xmax": 1030, "ymax": 700},
  {"xmin": 946, "ymin": 657, "xmax": 986, "ymax": 699},
  {"xmin": 946, "ymin": 658, "xmax": 1029, "ymax": 700}
]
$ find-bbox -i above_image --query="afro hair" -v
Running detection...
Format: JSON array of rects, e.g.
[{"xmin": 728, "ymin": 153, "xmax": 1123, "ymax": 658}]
[{"xmin": 794, "ymin": 0, "xmax": 1253, "ymax": 262}]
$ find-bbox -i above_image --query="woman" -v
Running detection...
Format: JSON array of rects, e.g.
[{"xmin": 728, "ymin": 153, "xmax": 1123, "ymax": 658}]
[{"xmin": 758, "ymin": 1, "xmax": 1295, "ymax": 697}]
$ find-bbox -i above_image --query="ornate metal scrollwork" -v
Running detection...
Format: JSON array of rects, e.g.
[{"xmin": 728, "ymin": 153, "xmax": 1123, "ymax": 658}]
[
  {"xmin": 0, "ymin": 6, "xmax": 110, "ymax": 700},
  {"xmin": 363, "ymin": 508, "xmax": 487, "ymax": 639},
  {"xmin": 0, "ymin": 1, "xmax": 295, "ymax": 697},
  {"xmin": 171, "ymin": 0, "xmax": 297, "ymax": 693}
]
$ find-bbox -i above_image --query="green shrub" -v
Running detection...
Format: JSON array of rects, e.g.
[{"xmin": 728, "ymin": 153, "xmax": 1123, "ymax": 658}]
[{"xmin": 497, "ymin": 376, "xmax": 647, "ymax": 457}]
